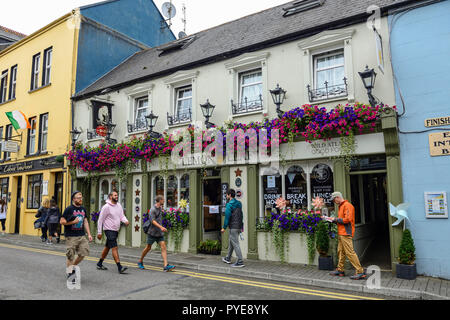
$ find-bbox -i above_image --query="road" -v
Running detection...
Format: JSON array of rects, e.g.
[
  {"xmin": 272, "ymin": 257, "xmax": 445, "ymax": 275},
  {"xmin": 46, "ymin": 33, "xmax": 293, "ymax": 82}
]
[{"xmin": 0, "ymin": 242, "xmax": 392, "ymax": 301}]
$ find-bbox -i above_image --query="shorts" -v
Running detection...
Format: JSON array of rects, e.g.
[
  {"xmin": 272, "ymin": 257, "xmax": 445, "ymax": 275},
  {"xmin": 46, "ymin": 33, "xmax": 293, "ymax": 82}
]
[
  {"xmin": 66, "ymin": 236, "xmax": 90, "ymax": 260},
  {"xmin": 105, "ymin": 230, "xmax": 119, "ymax": 249},
  {"xmin": 48, "ymin": 223, "xmax": 59, "ymax": 236},
  {"xmin": 147, "ymin": 234, "xmax": 165, "ymax": 245}
]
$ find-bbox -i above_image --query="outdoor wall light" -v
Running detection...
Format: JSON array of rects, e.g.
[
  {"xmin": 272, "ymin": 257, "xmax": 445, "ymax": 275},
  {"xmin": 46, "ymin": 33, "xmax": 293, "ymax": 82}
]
[
  {"xmin": 201, "ymin": 99, "xmax": 216, "ymax": 129},
  {"xmin": 145, "ymin": 111, "xmax": 162, "ymax": 139},
  {"xmin": 270, "ymin": 84, "xmax": 287, "ymax": 118},
  {"xmin": 359, "ymin": 65, "xmax": 378, "ymax": 107},
  {"xmin": 70, "ymin": 128, "xmax": 82, "ymax": 148}
]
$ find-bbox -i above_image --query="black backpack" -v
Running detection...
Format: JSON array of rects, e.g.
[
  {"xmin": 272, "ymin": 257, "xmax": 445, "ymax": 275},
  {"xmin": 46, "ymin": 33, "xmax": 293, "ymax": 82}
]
[{"xmin": 230, "ymin": 206, "xmax": 243, "ymax": 230}]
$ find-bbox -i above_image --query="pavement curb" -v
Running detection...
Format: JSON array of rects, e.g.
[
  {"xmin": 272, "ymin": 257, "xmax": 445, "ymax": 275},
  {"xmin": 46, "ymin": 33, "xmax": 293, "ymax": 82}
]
[{"xmin": 1, "ymin": 237, "xmax": 448, "ymax": 300}]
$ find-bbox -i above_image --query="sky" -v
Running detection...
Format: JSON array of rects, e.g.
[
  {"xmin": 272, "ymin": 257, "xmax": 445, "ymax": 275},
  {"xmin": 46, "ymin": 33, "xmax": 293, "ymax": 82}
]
[{"xmin": 1, "ymin": 0, "xmax": 291, "ymax": 37}]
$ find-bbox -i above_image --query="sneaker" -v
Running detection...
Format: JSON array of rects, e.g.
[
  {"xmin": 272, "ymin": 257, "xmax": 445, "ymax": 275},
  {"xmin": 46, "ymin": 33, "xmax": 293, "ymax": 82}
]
[
  {"xmin": 350, "ymin": 273, "xmax": 367, "ymax": 280},
  {"xmin": 163, "ymin": 265, "xmax": 176, "ymax": 272},
  {"xmin": 137, "ymin": 262, "xmax": 145, "ymax": 270},
  {"xmin": 222, "ymin": 257, "xmax": 231, "ymax": 264},
  {"xmin": 67, "ymin": 270, "xmax": 76, "ymax": 284},
  {"xmin": 56, "ymin": 237, "xmax": 60, "ymax": 244},
  {"xmin": 46, "ymin": 240, "xmax": 52, "ymax": 245},
  {"xmin": 118, "ymin": 266, "xmax": 128, "ymax": 274},
  {"xmin": 330, "ymin": 270, "xmax": 345, "ymax": 277},
  {"xmin": 231, "ymin": 262, "xmax": 245, "ymax": 268},
  {"xmin": 97, "ymin": 264, "xmax": 108, "ymax": 271}
]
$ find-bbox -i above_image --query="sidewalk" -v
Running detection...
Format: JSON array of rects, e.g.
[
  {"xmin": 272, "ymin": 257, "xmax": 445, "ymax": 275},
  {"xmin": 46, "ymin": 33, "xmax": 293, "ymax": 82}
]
[{"xmin": 1, "ymin": 233, "xmax": 449, "ymax": 300}]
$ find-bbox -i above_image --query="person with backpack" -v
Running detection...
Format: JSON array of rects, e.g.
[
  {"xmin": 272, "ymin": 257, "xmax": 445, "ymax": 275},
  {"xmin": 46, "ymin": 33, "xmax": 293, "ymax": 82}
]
[
  {"xmin": 221, "ymin": 189, "xmax": 245, "ymax": 268},
  {"xmin": 35, "ymin": 198, "xmax": 50, "ymax": 242},
  {"xmin": 137, "ymin": 195, "xmax": 175, "ymax": 272},
  {"xmin": 45, "ymin": 198, "xmax": 61, "ymax": 245}
]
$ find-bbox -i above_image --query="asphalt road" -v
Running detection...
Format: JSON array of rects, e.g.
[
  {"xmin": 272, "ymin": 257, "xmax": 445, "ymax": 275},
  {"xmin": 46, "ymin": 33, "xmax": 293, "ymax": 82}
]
[{"xmin": 0, "ymin": 243, "xmax": 392, "ymax": 301}]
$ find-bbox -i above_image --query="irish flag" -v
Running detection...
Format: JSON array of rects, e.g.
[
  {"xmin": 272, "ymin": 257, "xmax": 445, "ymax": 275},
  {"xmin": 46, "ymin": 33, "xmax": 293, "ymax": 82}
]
[{"xmin": 6, "ymin": 111, "xmax": 31, "ymax": 130}]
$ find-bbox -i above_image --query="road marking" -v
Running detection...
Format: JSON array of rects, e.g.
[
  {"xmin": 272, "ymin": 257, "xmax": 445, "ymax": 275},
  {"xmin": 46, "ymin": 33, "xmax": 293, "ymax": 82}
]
[{"xmin": 0, "ymin": 242, "xmax": 383, "ymax": 300}]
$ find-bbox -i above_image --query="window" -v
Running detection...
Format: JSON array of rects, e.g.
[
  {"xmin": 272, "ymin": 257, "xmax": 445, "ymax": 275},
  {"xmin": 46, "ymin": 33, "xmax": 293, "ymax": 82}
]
[
  {"xmin": 285, "ymin": 166, "xmax": 308, "ymax": 210},
  {"xmin": 180, "ymin": 174, "xmax": 190, "ymax": 203},
  {"xmin": 0, "ymin": 178, "xmax": 8, "ymax": 201},
  {"xmin": 262, "ymin": 174, "xmax": 283, "ymax": 216},
  {"xmin": 27, "ymin": 174, "xmax": 43, "ymax": 209},
  {"xmin": 4, "ymin": 125, "xmax": 12, "ymax": 160},
  {"xmin": 154, "ymin": 176, "xmax": 165, "ymax": 200},
  {"xmin": 168, "ymin": 85, "xmax": 192, "ymax": 126},
  {"xmin": 309, "ymin": 49, "xmax": 347, "ymax": 101},
  {"xmin": 0, "ymin": 70, "xmax": 8, "ymax": 103},
  {"xmin": 167, "ymin": 176, "xmax": 178, "ymax": 208},
  {"xmin": 27, "ymin": 118, "xmax": 37, "ymax": 155},
  {"xmin": 31, "ymin": 53, "xmax": 40, "ymax": 90},
  {"xmin": 0, "ymin": 126, "xmax": 3, "ymax": 154},
  {"xmin": 233, "ymin": 69, "xmax": 263, "ymax": 115},
  {"xmin": 42, "ymin": 47, "xmax": 52, "ymax": 86},
  {"xmin": 134, "ymin": 97, "xmax": 149, "ymax": 131},
  {"xmin": 39, "ymin": 113, "xmax": 48, "ymax": 152},
  {"xmin": 9, "ymin": 65, "xmax": 17, "ymax": 100},
  {"xmin": 310, "ymin": 164, "xmax": 334, "ymax": 212}
]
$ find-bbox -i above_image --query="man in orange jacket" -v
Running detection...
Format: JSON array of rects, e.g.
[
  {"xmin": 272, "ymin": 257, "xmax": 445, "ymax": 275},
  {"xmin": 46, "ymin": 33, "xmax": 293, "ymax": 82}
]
[{"xmin": 327, "ymin": 192, "xmax": 366, "ymax": 280}]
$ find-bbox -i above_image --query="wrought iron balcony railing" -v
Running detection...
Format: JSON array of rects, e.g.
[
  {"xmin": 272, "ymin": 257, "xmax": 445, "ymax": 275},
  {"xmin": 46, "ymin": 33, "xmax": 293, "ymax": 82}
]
[
  {"xmin": 307, "ymin": 78, "xmax": 348, "ymax": 102},
  {"xmin": 127, "ymin": 119, "xmax": 148, "ymax": 133},
  {"xmin": 167, "ymin": 111, "xmax": 192, "ymax": 126},
  {"xmin": 87, "ymin": 130, "xmax": 101, "ymax": 140},
  {"xmin": 231, "ymin": 95, "xmax": 263, "ymax": 115}
]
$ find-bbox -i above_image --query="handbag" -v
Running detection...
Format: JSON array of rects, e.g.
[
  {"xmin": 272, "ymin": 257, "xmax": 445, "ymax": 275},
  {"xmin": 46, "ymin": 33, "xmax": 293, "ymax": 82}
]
[{"xmin": 34, "ymin": 219, "xmax": 43, "ymax": 229}]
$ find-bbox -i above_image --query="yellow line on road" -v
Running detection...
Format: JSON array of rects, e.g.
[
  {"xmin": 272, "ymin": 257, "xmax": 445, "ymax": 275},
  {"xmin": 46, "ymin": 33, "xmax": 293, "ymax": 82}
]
[{"xmin": 0, "ymin": 242, "xmax": 383, "ymax": 300}]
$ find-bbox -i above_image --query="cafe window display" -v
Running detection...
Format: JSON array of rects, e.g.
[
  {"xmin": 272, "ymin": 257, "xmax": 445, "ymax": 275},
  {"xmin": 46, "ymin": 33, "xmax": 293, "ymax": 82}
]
[
  {"xmin": 152, "ymin": 174, "xmax": 190, "ymax": 209},
  {"xmin": 167, "ymin": 176, "xmax": 178, "ymax": 208},
  {"xmin": 261, "ymin": 163, "xmax": 334, "ymax": 217}
]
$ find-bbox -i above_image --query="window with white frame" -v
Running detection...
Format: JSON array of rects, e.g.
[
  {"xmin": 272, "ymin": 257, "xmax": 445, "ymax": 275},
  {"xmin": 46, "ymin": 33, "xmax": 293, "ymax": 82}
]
[
  {"xmin": 39, "ymin": 113, "xmax": 48, "ymax": 152},
  {"xmin": 0, "ymin": 70, "xmax": 7, "ymax": 103},
  {"xmin": 310, "ymin": 49, "xmax": 347, "ymax": 101},
  {"xmin": 27, "ymin": 118, "xmax": 37, "ymax": 155},
  {"xmin": 31, "ymin": 53, "xmax": 40, "ymax": 91},
  {"xmin": 134, "ymin": 97, "xmax": 149, "ymax": 131},
  {"xmin": 234, "ymin": 69, "xmax": 263, "ymax": 115},
  {"xmin": 9, "ymin": 65, "xmax": 17, "ymax": 100},
  {"xmin": 169, "ymin": 85, "xmax": 192, "ymax": 125},
  {"xmin": 42, "ymin": 47, "xmax": 52, "ymax": 86}
]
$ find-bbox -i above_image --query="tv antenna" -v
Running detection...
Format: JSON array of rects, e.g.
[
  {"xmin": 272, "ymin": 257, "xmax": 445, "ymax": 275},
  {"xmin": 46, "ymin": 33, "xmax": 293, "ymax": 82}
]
[
  {"xmin": 181, "ymin": 2, "xmax": 187, "ymax": 33},
  {"xmin": 161, "ymin": 1, "xmax": 177, "ymax": 30}
]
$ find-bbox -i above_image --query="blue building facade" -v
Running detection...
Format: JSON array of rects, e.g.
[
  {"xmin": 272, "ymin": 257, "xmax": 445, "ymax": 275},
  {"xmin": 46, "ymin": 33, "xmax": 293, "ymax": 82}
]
[
  {"xmin": 76, "ymin": 0, "xmax": 176, "ymax": 93},
  {"xmin": 390, "ymin": 0, "xmax": 450, "ymax": 279}
]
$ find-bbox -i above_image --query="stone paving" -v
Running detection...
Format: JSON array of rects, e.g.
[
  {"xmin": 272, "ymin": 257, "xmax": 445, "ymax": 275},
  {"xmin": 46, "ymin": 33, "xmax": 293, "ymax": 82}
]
[{"xmin": 1, "ymin": 233, "xmax": 449, "ymax": 300}]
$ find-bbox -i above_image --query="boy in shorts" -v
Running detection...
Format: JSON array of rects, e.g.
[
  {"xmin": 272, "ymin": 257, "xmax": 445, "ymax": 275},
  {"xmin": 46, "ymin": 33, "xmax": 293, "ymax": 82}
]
[{"xmin": 138, "ymin": 196, "xmax": 175, "ymax": 272}]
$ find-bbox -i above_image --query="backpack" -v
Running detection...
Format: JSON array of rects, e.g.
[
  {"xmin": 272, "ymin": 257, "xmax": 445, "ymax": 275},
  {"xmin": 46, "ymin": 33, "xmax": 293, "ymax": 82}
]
[
  {"xmin": 143, "ymin": 218, "xmax": 152, "ymax": 234},
  {"xmin": 229, "ymin": 206, "xmax": 243, "ymax": 230}
]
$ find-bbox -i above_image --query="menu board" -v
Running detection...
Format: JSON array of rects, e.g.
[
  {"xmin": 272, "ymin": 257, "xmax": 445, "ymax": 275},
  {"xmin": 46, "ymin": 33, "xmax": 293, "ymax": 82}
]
[
  {"xmin": 311, "ymin": 164, "xmax": 334, "ymax": 207},
  {"xmin": 425, "ymin": 192, "xmax": 448, "ymax": 219}
]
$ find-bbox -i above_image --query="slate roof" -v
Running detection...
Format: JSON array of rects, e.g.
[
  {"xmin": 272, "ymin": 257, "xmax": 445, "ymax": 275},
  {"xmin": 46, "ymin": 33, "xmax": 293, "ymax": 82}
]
[
  {"xmin": 0, "ymin": 25, "xmax": 27, "ymax": 51},
  {"xmin": 74, "ymin": 0, "xmax": 420, "ymax": 100}
]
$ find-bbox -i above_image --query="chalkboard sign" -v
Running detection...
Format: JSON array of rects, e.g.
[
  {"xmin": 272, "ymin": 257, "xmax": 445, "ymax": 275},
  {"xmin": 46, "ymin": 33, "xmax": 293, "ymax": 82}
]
[{"xmin": 222, "ymin": 183, "xmax": 229, "ymax": 214}]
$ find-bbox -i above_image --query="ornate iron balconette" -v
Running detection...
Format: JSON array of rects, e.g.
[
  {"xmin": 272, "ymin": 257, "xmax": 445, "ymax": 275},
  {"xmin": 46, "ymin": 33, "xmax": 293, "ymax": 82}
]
[
  {"xmin": 231, "ymin": 95, "xmax": 263, "ymax": 115},
  {"xmin": 167, "ymin": 111, "xmax": 192, "ymax": 126},
  {"xmin": 307, "ymin": 78, "xmax": 348, "ymax": 102},
  {"xmin": 127, "ymin": 119, "xmax": 148, "ymax": 133}
]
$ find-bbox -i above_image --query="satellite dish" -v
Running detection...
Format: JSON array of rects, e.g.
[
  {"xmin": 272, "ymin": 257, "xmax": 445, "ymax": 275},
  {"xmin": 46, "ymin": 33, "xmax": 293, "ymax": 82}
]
[
  {"xmin": 178, "ymin": 31, "xmax": 187, "ymax": 39},
  {"xmin": 162, "ymin": 2, "xmax": 177, "ymax": 19}
]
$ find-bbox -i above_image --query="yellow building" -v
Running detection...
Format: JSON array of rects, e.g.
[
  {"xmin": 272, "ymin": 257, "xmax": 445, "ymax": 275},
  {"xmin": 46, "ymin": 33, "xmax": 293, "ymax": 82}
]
[{"xmin": 0, "ymin": 13, "xmax": 78, "ymax": 236}]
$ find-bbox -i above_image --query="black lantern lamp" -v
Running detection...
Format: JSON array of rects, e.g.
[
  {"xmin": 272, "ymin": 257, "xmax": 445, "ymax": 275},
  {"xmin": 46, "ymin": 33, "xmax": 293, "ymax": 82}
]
[
  {"xmin": 105, "ymin": 121, "xmax": 117, "ymax": 145},
  {"xmin": 145, "ymin": 111, "xmax": 162, "ymax": 139},
  {"xmin": 70, "ymin": 128, "xmax": 82, "ymax": 148},
  {"xmin": 359, "ymin": 66, "xmax": 378, "ymax": 107},
  {"xmin": 201, "ymin": 99, "xmax": 216, "ymax": 129},
  {"xmin": 270, "ymin": 84, "xmax": 287, "ymax": 118}
]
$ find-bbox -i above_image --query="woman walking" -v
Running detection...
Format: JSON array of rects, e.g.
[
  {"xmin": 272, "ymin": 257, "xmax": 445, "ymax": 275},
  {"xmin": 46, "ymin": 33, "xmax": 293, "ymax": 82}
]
[
  {"xmin": 46, "ymin": 199, "xmax": 61, "ymax": 244},
  {"xmin": 0, "ymin": 199, "xmax": 7, "ymax": 235},
  {"xmin": 36, "ymin": 198, "xmax": 50, "ymax": 242}
]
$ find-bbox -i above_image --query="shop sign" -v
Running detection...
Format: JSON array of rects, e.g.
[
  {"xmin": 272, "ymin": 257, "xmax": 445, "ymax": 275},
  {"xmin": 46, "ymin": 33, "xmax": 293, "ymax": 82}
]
[
  {"xmin": 1, "ymin": 141, "xmax": 19, "ymax": 153},
  {"xmin": 429, "ymin": 131, "xmax": 450, "ymax": 157},
  {"xmin": 425, "ymin": 116, "xmax": 450, "ymax": 128},
  {"xmin": 221, "ymin": 183, "xmax": 229, "ymax": 214},
  {"xmin": 0, "ymin": 156, "xmax": 64, "ymax": 175},
  {"xmin": 311, "ymin": 164, "xmax": 334, "ymax": 206}
]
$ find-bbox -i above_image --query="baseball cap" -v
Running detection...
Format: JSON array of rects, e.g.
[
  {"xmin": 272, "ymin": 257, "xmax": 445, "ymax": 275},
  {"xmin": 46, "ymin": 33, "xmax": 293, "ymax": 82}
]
[
  {"xmin": 331, "ymin": 192, "xmax": 343, "ymax": 200},
  {"xmin": 71, "ymin": 191, "xmax": 82, "ymax": 201}
]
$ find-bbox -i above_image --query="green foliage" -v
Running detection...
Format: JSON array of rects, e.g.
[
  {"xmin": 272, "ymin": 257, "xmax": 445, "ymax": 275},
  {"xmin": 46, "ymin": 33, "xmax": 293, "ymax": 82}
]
[
  {"xmin": 315, "ymin": 221, "xmax": 330, "ymax": 256},
  {"xmin": 398, "ymin": 229, "xmax": 416, "ymax": 265},
  {"xmin": 198, "ymin": 240, "xmax": 222, "ymax": 255},
  {"xmin": 339, "ymin": 130, "xmax": 356, "ymax": 170},
  {"xmin": 272, "ymin": 220, "xmax": 287, "ymax": 264},
  {"xmin": 307, "ymin": 233, "xmax": 316, "ymax": 265}
]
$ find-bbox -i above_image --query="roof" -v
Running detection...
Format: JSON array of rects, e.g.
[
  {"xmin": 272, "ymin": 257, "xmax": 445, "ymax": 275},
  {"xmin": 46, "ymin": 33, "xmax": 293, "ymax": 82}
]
[
  {"xmin": 74, "ymin": 0, "xmax": 422, "ymax": 100},
  {"xmin": 0, "ymin": 25, "xmax": 27, "ymax": 40}
]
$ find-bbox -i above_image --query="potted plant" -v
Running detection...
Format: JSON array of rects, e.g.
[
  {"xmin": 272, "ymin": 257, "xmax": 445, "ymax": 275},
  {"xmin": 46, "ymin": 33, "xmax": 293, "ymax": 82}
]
[
  {"xmin": 396, "ymin": 229, "xmax": 417, "ymax": 280},
  {"xmin": 316, "ymin": 220, "xmax": 333, "ymax": 270}
]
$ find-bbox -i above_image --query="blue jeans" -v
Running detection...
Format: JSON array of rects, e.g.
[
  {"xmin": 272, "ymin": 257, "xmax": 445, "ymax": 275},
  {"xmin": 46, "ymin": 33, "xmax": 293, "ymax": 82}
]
[{"xmin": 227, "ymin": 229, "xmax": 243, "ymax": 263}]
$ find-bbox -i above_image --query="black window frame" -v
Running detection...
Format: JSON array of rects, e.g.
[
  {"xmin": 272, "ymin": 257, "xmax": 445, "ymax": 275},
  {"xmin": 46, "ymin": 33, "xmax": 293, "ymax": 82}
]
[
  {"xmin": 27, "ymin": 174, "xmax": 43, "ymax": 209},
  {"xmin": 9, "ymin": 65, "xmax": 17, "ymax": 100},
  {"xmin": 0, "ymin": 69, "xmax": 8, "ymax": 103},
  {"xmin": 38, "ymin": 113, "xmax": 49, "ymax": 153},
  {"xmin": 4, "ymin": 125, "xmax": 12, "ymax": 161},
  {"xmin": 30, "ymin": 53, "xmax": 41, "ymax": 91},
  {"xmin": 42, "ymin": 47, "xmax": 52, "ymax": 86}
]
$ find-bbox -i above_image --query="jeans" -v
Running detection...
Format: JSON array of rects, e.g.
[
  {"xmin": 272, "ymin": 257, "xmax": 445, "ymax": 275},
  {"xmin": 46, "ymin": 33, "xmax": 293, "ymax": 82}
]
[
  {"xmin": 41, "ymin": 226, "xmax": 48, "ymax": 240},
  {"xmin": 0, "ymin": 219, "xmax": 5, "ymax": 231},
  {"xmin": 227, "ymin": 229, "xmax": 243, "ymax": 263}
]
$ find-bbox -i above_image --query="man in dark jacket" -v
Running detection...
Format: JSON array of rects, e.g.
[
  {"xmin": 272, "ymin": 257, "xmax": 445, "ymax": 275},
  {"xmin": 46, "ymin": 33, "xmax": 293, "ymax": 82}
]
[{"xmin": 221, "ymin": 189, "xmax": 245, "ymax": 268}]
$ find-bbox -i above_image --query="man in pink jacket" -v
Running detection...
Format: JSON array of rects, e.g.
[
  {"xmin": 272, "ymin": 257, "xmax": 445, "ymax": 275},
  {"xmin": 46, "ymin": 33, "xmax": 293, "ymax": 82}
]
[{"xmin": 96, "ymin": 191, "xmax": 129, "ymax": 274}]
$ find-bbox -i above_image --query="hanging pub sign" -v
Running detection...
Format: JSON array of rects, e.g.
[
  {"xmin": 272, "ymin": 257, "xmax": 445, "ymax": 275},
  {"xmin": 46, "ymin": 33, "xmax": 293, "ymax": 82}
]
[
  {"xmin": 429, "ymin": 131, "xmax": 450, "ymax": 157},
  {"xmin": 1, "ymin": 141, "xmax": 19, "ymax": 153},
  {"xmin": 91, "ymin": 100, "xmax": 113, "ymax": 128},
  {"xmin": 311, "ymin": 164, "xmax": 334, "ymax": 206}
]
